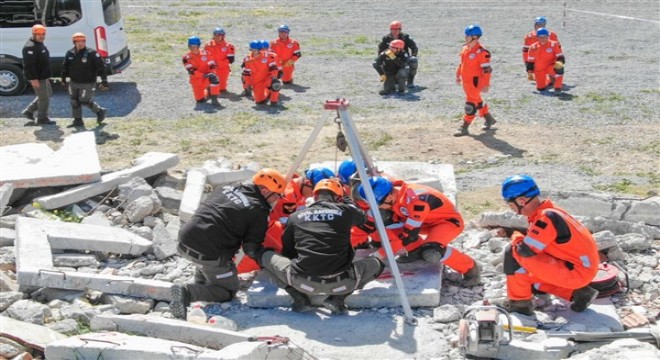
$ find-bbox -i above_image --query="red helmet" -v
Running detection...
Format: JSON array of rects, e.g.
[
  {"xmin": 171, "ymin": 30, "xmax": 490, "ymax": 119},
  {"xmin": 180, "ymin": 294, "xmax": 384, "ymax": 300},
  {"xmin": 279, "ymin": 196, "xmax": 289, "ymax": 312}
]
[
  {"xmin": 389, "ymin": 40, "xmax": 405, "ymax": 50},
  {"xmin": 31, "ymin": 24, "xmax": 46, "ymax": 35},
  {"xmin": 390, "ymin": 21, "xmax": 402, "ymax": 30}
]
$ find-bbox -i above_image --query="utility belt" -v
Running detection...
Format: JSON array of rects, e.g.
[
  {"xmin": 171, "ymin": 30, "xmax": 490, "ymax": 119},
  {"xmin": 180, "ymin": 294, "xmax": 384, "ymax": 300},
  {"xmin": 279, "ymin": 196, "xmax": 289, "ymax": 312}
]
[
  {"xmin": 178, "ymin": 243, "xmax": 231, "ymax": 267},
  {"xmin": 290, "ymin": 267, "xmax": 354, "ymax": 284}
]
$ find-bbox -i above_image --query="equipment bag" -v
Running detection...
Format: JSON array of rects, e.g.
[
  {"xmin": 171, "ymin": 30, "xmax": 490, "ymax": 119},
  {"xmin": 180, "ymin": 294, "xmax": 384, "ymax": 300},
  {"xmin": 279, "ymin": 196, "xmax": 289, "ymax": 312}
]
[{"xmin": 589, "ymin": 262, "xmax": 628, "ymax": 298}]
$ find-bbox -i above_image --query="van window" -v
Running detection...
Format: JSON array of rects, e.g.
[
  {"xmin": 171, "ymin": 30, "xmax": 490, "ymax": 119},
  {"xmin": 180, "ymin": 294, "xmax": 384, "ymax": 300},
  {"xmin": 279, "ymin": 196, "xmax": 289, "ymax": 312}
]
[
  {"xmin": 102, "ymin": 0, "xmax": 121, "ymax": 26},
  {"xmin": 45, "ymin": 0, "xmax": 82, "ymax": 27},
  {"xmin": 0, "ymin": 1, "xmax": 37, "ymax": 28},
  {"xmin": 0, "ymin": 0, "xmax": 83, "ymax": 28}
]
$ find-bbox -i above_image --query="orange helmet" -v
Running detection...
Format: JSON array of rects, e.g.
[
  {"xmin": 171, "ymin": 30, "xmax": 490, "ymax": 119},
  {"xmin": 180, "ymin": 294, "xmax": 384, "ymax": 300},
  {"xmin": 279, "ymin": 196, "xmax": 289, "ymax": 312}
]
[
  {"xmin": 72, "ymin": 32, "xmax": 86, "ymax": 42},
  {"xmin": 389, "ymin": 39, "xmax": 405, "ymax": 50},
  {"xmin": 313, "ymin": 179, "xmax": 344, "ymax": 197},
  {"xmin": 390, "ymin": 21, "xmax": 402, "ymax": 30},
  {"xmin": 253, "ymin": 168, "xmax": 286, "ymax": 194},
  {"xmin": 31, "ymin": 24, "xmax": 46, "ymax": 35}
]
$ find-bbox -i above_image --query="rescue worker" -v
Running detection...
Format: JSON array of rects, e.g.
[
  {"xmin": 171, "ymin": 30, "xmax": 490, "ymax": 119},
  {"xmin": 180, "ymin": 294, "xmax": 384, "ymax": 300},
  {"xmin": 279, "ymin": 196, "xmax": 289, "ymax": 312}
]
[
  {"xmin": 204, "ymin": 28, "xmax": 235, "ymax": 93},
  {"xmin": 270, "ymin": 25, "xmax": 301, "ymax": 84},
  {"xmin": 454, "ymin": 24, "xmax": 497, "ymax": 137},
  {"xmin": 21, "ymin": 24, "xmax": 55, "ymax": 125},
  {"xmin": 259, "ymin": 179, "xmax": 386, "ymax": 314},
  {"xmin": 522, "ymin": 17, "xmax": 560, "ymax": 65},
  {"xmin": 182, "ymin": 36, "xmax": 221, "ymax": 106},
  {"xmin": 378, "ymin": 21, "xmax": 419, "ymax": 88},
  {"xmin": 494, "ymin": 175, "xmax": 599, "ymax": 315},
  {"xmin": 357, "ymin": 177, "xmax": 482, "ymax": 287},
  {"xmin": 373, "ymin": 39, "xmax": 410, "ymax": 95},
  {"xmin": 241, "ymin": 40, "xmax": 280, "ymax": 106},
  {"xmin": 526, "ymin": 28, "xmax": 565, "ymax": 95},
  {"xmin": 236, "ymin": 167, "xmax": 335, "ymax": 273},
  {"xmin": 261, "ymin": 39, "xmax": 283, "ymax": 104},
  {"xmin": 170, "ymin": 168, "xmax": 286, "ymax": 319},
  {"xmin": 61, "ymin": 32, "xmax": 108, "ymax": 128}
]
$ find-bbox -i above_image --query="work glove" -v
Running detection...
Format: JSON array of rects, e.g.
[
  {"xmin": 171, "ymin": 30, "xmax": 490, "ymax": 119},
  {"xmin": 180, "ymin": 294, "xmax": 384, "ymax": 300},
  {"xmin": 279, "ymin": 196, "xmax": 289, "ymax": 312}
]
[
  {"xmin": 99, "ymin": 80, "xmax": 109, "ymax": 91},
  {"xmin": 380, "ymin": 74, "xmax": 387, "ymax": 82},
  {"xmin": 398, "ymin": 231, "xmax": 419, "ymax": 246},
  {"xmin": 285, "ymin": 60, "xmax": 295, "ymax": 66},
  {"xmin": 527, "ymin": 72, "xmax": 534, "ymax": 81},
  {"xmin": 515, "ymin": 242, "xmax": 537, "ymax": 257},
  {"xmin": 385, "ymin": 50, "xmax": 396, "ymax": 60},
  {"xmin": 554, "ymin": 61, "xmax": 564, "ymax": 70}
]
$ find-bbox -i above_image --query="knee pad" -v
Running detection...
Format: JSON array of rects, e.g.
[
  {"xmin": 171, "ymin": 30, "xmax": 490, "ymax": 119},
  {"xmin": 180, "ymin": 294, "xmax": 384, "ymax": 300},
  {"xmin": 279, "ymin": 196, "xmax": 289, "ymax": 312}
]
[
  {"xmin": 555, "ymin": 67, "xmax": 564, "ymax": 75},
  {"xmin": 70, "ymin": 98, "xmax": 80, "ymax": 108},
  {"xmin": 464, "ymin": 102, "xmax": 477, "ymax": 115},
  {"xmin": 503, "ymin": 244, "xmax": 522, "ymax": 275},
  {"xmin": 373, "ymin": 258, "xmax": 386, "ymax": 278},
  {"xmin": 208, "ymin": 73, "xmax": 219, "ymax": 84},
  {"xmin": 408, "ymin": 57, "xmax": 418, "ymax": 70}
]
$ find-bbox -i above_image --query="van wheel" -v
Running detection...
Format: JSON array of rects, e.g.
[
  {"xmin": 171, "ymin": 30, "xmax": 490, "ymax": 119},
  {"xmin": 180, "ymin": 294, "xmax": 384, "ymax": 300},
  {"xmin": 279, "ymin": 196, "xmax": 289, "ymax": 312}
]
[{"xmin": 0, "ymin": 64, "xmax": 27, "ymax": 96}]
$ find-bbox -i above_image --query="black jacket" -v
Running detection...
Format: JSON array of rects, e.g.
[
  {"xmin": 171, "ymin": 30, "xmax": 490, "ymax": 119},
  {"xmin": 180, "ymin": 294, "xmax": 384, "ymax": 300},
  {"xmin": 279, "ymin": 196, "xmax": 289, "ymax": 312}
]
[
  {"xmin": 373, "ymin": 50, "xmax": 410, "ymax": 76},
  {"xmin": 61, "ymin": 47, "xmax": 107, "ymax": 84},
  {"xmin": 282, "ymin": 199, "xmax": 366, "ymax": 276},
  {"xmin": 178, "ymin": 183, "xmax": 270, "ymax": 261},
  {"xmin": 22, "ymin": 38, "xmax": 51, "ymax": 80},
  {"xmin": 378, "ymin": 33, "xmax": 418, "ymax": 56}
]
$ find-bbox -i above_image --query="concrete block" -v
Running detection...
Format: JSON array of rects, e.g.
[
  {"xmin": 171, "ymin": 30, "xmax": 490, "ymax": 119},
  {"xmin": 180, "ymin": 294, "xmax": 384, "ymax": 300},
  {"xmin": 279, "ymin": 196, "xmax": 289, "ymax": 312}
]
[
  {"xmin": 179, "ymin": 169, "xmax": 208, "ymax": 223},
  {"xmin": 0, "ymin": 183, "xmax": 14, "ymax": 216},
  {"xmin": 581, "ymin": 217, "xmax": 660, "ymax": 239},
  {"xmin": 101, "ymin": 294, "xmax": 154, "ymax": 314},
  {"xmin": 0, "ymin": 291, "xmax": 23, "ymax": 311},
  {"xmin": 592, "ymin": 230, "xmax": 618, "ymax": 250},
  {"xmin": 152, "ymin": 217, "xmax": 180, "ymax": 260},
  {"xmin": 551, "ymin": 298, "xmax": 623, "ymax": 332},
  {"xmin": 0, "ymin": 132, "xmax": 101, "ymax": 189},
  {"xmin": 548, "ymin": 191, "xmax": 619, "ymax": 219},
  {"xmin": 52, "ymin": 254, "xmax": 100, "ymax": 268},
  {"xmin": 246, "ymin": 257, "xmax": 442, "ymax": 308},
  {"xmin": 0, "ymin": 271, "xmax": 19, "ymax": 292},
  {"xmin": 124, "ymin": 196, "xmax": 158, "ymax": 223},
  {"xmin": 0, "ymin": 246, "xmax": 16, "ymax": 272},
  {"xmin": 81, "ymin": 212, "xmax": 113, "ymax": 227},
  {"xmin": 476, "ymin": 211, "xmax": 528, "ymax": 230},
  {"xmin": 198, "ymin": 341, "xmax": 305, "ymax": 360},
  {"xmin": 0, "ymin": 316, "xmax": 67, "ymax": 352},
  {"xmin": 34, "ymin": 152, "xmax": 179, "ymax": 210},
  {"xmin": 155, "ymin": 186, "xmax": 183, "ymax": 212},
  {"xmin": 5, "ymin": 299, "xmax": 51, "ymax": 325},
  {"xmin": 623, "ymin": 196, "xmax": 660, "ymax": 226},
  {"xmin": 90, "ymin": 314, "xmax": 253, "ymax": 350},
  {"xmin": 44, "ymin": 332, "xmax": 207, "ymax": 360},
  {"xmin": 0, "ymin": 214, "xmax": 20, "ymax": 229},
  {"xmin": 153, "ymin": 170, "xmax": 187, "ymax": 190},
  {"xmin": 0, "ymin": 228, "xmax": 15, "ymax": 247}
]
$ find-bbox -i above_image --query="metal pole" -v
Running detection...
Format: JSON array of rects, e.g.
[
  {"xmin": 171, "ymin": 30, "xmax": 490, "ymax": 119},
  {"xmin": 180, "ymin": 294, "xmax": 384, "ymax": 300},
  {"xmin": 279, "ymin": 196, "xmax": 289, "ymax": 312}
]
[
  {"xmin": 331, "ymin": 101, "xmax": 417, "ymax": 326},
  {"xmin": 340, "ymin": 110, "xmax": 377, "ymax": 175},
  {"xmin": 285, "ymin": 112, "xmax": 331, "ymax": 183}
]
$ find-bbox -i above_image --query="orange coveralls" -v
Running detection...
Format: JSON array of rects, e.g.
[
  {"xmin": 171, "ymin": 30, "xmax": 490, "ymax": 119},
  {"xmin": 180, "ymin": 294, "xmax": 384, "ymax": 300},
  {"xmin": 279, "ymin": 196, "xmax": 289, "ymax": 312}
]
[
  {"xmin": 526, "ymin": 40, "xmax": 564, "ymax": 91},
  {"xmin": 182, "ymin": 50, "xmax": 220, "ymax": 101},
  {"xmin": 504, "ymin": 200, "xmax": 599, "ymax": 301},
  {"xmin": 456, "ymin": 42, "xmax": 492, "ymax": 125},
  {"xmin": 368, "ymin": 181, "xmax": 476, "ymax": 274},
  {"xmin": 522, "ymin": 30, "xmax": 559, "ymax": 63},
  {"xmin": 242, "ymin": 51, "xmax": 280, "ymax": 104},
  {"xmin": 270, "ymin": 37, "xmax": 301, "ymax": 83},
  {"xmin": 204, "ymin": 39, "xmax": 235, "ymax": 91}
]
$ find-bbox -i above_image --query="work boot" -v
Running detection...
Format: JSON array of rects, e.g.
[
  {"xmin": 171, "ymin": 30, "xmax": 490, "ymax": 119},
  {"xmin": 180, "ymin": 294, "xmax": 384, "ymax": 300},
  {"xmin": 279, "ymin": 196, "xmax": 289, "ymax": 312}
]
[
  {"xmin": 396, "ymin": 249, "xmax": 421, "ymax": 263},
  {"xmin": 283, "ymin": 80, "xmax": 293, "ymax": 85},
  {"xmin": 210, "ymin": 96, "xmax": 221, "ymax": 107},
  {"xmin": 323, "ymin": 295, "xmax": 349, "ymax": 315},
  {"xmin": 270, "ymin": 101, "xmax": 278, "ymax": 107},
  {"xmin": 170, "ymin": 284, "xmax": 190, "ymax": 320},
  {"xmin": 489, "ymin": 298, "xmax": 534, "ymax": 316},
  {"xmin": 284, "ymin": 287, "xmax": 311, "ymax": 313},
  {"xmin": 462, "ymin": 263, "xmax": 482, "ymax": 287},
  {"xmin": 22, "ymin": 109, "xmax": 35, "ymax": 121},
  {"xmin": 36, "ymin": 118, "xmax": 56, "ymax": 126},
  {"xmin": 96, "ymin": 108, "xmax": 107, "ymax": 124},
  {"xmin": 407, "ymin": 74, "xmax": 416, "ymax": 88},
  {"xmin": 67, "ymin": 118, "xmax": 84, "ymax": 128},
  {"xmin": 241, "ymin": 88, "xmax": 251, "ymax": 97},
  {"xmin": 379, "ymin": 89, "xmax": 392, "ymax": 95},
  {"xmin": 554, "ymin": 88, "xmax": 563, "ymax": 96},
  {"xmin": 453, "ymin": 122, "xmax": 470, "ymax": 137},
  {"xmin": 570, "ymin": 286, "xmax": 598, "ymax": 312},
  {"xmin": 482, "ymin": 113, "xmax": 497, "ymax": 130},
  {"xmin": 421, "ymin": 247, "xmax": 442, "ymax": 263}
]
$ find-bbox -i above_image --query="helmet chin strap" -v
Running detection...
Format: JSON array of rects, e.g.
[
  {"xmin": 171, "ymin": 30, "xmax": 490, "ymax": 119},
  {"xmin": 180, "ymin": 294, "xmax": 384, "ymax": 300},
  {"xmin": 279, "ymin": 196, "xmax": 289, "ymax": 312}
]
[{"xmin": 513, "ymin": 196, "xmax": 535, "ymax": 214}]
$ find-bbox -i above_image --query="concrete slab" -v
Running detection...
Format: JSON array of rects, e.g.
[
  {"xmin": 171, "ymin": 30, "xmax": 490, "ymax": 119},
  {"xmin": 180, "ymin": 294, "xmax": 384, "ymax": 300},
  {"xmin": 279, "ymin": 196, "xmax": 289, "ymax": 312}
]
[
  {"xmin": 90, "ymin": 314, "xmax": 253, "ymax": 350},
  {"xmin": 203, "ymin": 158, "xmax": 259, "ymax": 186},
  {"xmin": 0, "ymin": 132, "xmax": 101, "ymax": 189},
  {"xmin": 551, "ymin": 298, "xmax": 624, "ymax": 332},
  {"xmin": 44, "ymin": 332, "xmax": 207, "ymax": 360},
  {"xmin": 198, "ymin": 341, "xmax": 306, "ymax": 360},
  {"xmin": 624, "ymin": 196, "xmax": 660, "ymax": 226},
  {"xmin": 246, "ymin": 256, "xmax": 442, "ymax": 308},
  {"xmin": 0, "ymin": 183, "xmax": 14, "ymax": 216},
  {"xmin": 179, "ymin": 169, "xmax": 208, "ymax": 223},
  {"xmin": 34, "ymin": 152, "xmax": 179, "ymax": 210},
  {"xmin": 0, "ymin": 316, "xmax": 67, "ymax": 352},
  {"xmin": 0, "ymin": 228, "xmax": 15, "ymax": 247}
]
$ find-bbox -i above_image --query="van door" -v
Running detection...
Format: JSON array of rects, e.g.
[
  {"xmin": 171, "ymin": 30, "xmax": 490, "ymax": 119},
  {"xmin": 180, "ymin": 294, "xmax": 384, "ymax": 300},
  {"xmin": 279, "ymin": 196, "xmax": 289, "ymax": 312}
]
[{"xmin": 91, "ymin": 0, "xmax": 130, "ymax": 74}]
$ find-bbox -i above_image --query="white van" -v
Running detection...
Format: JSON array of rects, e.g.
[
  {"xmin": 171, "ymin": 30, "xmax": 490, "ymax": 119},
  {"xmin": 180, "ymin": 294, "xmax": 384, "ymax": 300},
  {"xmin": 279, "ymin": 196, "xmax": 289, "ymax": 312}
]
[{"xmin": 0, "ymin": 0, "xmax": 131, "ymax": 95}]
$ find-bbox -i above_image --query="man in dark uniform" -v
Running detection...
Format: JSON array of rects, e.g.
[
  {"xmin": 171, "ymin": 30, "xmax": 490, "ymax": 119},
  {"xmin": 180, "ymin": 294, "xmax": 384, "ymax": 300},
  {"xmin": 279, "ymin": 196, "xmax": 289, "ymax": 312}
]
[
  {"xmin": 260, "ymin": 179, "xmax": 385, "ymax": 315},
  {"xmin": 61, "ymin": 32, "xmax": 109, "ymax": 128},
  {"xmin": 373, "ymin": 39, "xmax": 410, "ymax": 95},
  {"xmin": 21, "ymin": 24, "xmax": 55, "ymax": 126},
  {"xmin": 378, "ymin": 21, "xmax": 419, "ymax": 88},
  {"xmin": 170, "ymin": 168, "xmax": 286, "ymax": 319}
]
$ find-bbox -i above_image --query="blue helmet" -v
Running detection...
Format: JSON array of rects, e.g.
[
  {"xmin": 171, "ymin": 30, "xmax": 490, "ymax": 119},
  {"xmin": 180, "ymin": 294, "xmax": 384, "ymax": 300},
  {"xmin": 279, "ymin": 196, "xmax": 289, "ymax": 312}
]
[
  {"xmin": 337, "ymin": 160, "xmax": 357, "ymax": 185},
  {"xmin": 213, "ymin": 27, "xmax": 225, "ymax": 36},
  {"xmin": 305, "ymin": 167, "xmax": 334, "ymax": 187},
  {"xmin": 536, "ymin": 28, "xmax": 549, "ymax": 37},
  {"xmin": 249, "ymin": 40, "xmax": 261, "ymax": 50},
  {"xmin": 464, "ymin": 24, "xmax": 482, "ymax": 37},
  {"xmin": 358, "ymin": 177, "xmax": 393, "ymax": 205},
  {"xmin": 501, "ymin": 175, "xmax": 540, "ymax": 202},
  {"xmin": 260, "ymin": 39, "xmax": 270, "ymax": 50},
  {"xmin": 534, "ymin": 16, "xmax": 547, "ymax": 26},
  {"xmin": 278, "ymin": 24, "xmax": 290, "ymax": 33},
  {"xmin": 187, "ymin": 36, "xmax": 201, "ymax": 46}
]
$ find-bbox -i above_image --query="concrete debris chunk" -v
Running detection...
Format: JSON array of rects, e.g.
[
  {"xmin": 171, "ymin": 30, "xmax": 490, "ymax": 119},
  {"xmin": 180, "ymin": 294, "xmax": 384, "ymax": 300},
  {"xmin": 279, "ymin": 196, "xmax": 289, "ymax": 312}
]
[
  {"xmin": 178, "ymin": 168, "xmax": 207, "ymax": 223},
  {"xmin": 155, "ymin": 186, "xmax": 183, "ymax": 213},
  {"xmin": 101, "ymin": 294, "xmax": 154, "ymax": 314},
  {"xmin": 52, "ymin": 254, "xmax": 100, "ymax": 268},
  {"xmin": 0, "ymin": 316, "xmax": 67, "ymax": 352},
  {"xmin": 0, "ymin": 291, "xmax": 23, "ymax": 311},
  {"xmin": 623, "ymin": 196, "xmax": 660, "ymax": 226},
  {"xmin": 0, "ymin": 227, "xmax": 16, "ymax": 247},
  {"xmin": 0, "ymin": 271, "xmax": 19, "ymax": 292},
  {"xmin": 616, "ymin": 233, "xmax": 652, "ymax": 252},
  {"xmin": 80, "ymin": 212, "xmax": 113, "ymax": 227},
  {"xmin": 569, "ymin": 339, "xmax": 660, "ymax": 359},
  {"xmin": 0, "ymin": 183, "xmax": 15, "ymax": 216},
  {"xmin": 593, "ymin": 230, "xmax": 618, "ymax": 250},
  {"xmin": 6, "ymin": 299, "xmax": 52, "ymax": 325},
  {"xmin": 46, "ymin": 318, "xmax": 79, "ymax": 334},
  {"xmin": 432, "ymin": 304, "xmax": 462, "ymax": 323},
  {"xmin": 476, "ymin": 211, "xmax": 528, "ymax": 230},
  {"xmin": 124, "ymin": 195, "xmax": 159, "ymax": 223},
  {"xmin": 0, "ymin": 246, "xmax": 16, "ymax": 272}
]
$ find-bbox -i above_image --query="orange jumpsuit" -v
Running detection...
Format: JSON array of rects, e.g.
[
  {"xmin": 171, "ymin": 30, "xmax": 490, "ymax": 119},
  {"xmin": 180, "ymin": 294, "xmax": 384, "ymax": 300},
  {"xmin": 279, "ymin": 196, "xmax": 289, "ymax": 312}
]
[
  {"xmin": 270, "ymin": 37, "xmax": 301, "ymax": 83},
  {"xmin": 456, "ymin": 42, "xmax": 492, "ymax": 124},
  {"xmin": 204, "ymin": 39, "xmax": 235, "ymax": 91},
  {"xmin": 526, "ymin": 40, "xmax": 564, "ymax": 91},
  {"xmin": 241, "ymin": 51, "xmax": 280, "ymax": 104},
  {"xmin": 504, "ymin": 200, "xmax": 599, "ymax": 301},
  {"xmin": 368, "ymin": 181, "xmax": 476, "ymax": 274},
  {"xmin": 522, "ymin": 30, "xmax": 559, "ymax": 63},
  {"xmin": 182, "ymin": 49, "xmax": 220, "ymax": 102}
]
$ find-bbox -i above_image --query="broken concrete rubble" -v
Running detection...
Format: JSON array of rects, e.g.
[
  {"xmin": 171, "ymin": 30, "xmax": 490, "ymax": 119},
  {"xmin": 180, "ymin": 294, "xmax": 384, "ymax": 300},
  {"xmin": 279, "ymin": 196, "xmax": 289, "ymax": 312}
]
[
  {"xmin": 1, "ymin": 316, "xmax": 67, "ymax": 352},
  {"xmin": 0, "ymin": 183, "xmax": 14, "ymax": 216},
  {"xmin": 178, "ymin": 168, "xmax": 207, "ymax": 223}
]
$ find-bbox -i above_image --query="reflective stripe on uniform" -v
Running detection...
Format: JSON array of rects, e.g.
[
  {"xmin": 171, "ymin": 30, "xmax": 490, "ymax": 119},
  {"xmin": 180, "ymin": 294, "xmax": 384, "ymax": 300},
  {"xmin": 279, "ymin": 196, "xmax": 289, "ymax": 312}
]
[
  {"xmin": 523, "ymin": 236, "xmax": 547, "ymax": 251},
  {"xmin": 515, "ymin": 267, "xmax": 528, "ymax": 274},
  {"xmin": 405, "ymin": 218, "xmax": 423, "ymax": 228},
  {"xmin": 440, "ymin": 246, "xmax": 453, "ymax": 262},
  {"xmin": 580, "ymin": 255, "xmax": 592, "ymax": 268}
]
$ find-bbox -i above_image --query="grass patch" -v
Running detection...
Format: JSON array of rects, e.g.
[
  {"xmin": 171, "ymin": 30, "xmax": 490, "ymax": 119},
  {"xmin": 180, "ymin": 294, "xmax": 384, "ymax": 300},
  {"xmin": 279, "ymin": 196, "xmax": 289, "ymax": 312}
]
[
  {"xmin": 635, "ymin": 140, "xmax": 660, "ymax": 155},
  {"xmin": 579, "ymin": 165, "xmax": 600, "ymax": 176},
  {"xmin": 581, "ymin": 91, "xmax": 625, "ymax": 103},
  {"xmin": 367, "ymin": 131, "xmax": 393, "ymax": 149},
  {"xmin": 592, "ymin": 178, "xmax": 653, "ymax": 196},
  {"xmin": 640, "ymin": 88, "xmax": 660, "ymax": 94}
]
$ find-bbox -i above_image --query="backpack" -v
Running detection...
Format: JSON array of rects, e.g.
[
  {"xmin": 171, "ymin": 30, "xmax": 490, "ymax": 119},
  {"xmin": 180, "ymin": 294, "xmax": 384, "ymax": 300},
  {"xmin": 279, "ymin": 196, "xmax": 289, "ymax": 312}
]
[{"xmin": 589, "ymin": 262, "xmax": 628, "ymax": 298}]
